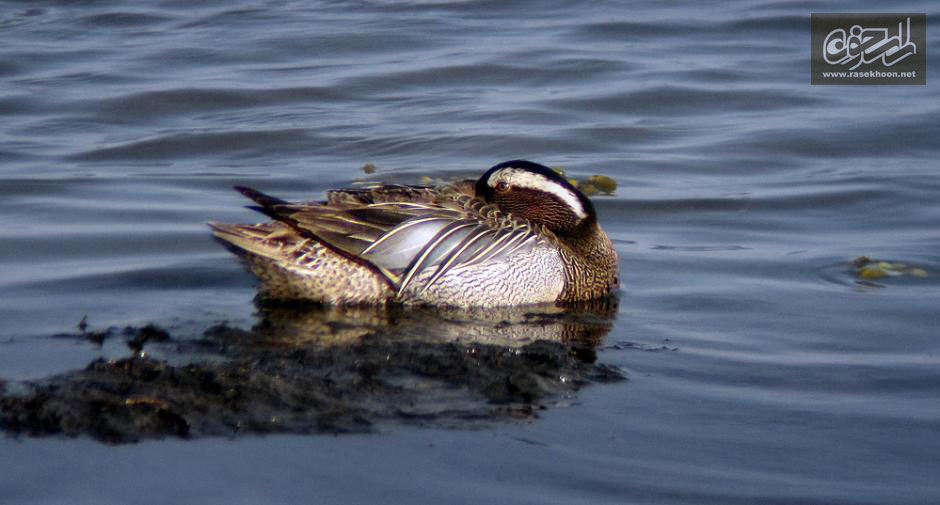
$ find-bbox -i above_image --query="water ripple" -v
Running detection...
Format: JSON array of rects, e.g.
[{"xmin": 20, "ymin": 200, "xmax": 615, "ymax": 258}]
[
  {"xmin": 2, "ymin": 1, "xmax": 939, "ymax": 503},
  {"xmin": 68, "ymin": 129, "xmax": 315, "ymax": 161}
]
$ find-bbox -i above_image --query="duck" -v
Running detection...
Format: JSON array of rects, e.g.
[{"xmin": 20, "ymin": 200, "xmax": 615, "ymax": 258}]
[{"xmin": 209, "ymin": 160, "xmax": 619, "ymax": 307}]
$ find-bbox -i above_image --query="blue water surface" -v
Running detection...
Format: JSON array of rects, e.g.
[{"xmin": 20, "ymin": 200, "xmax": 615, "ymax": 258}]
[{"xmin": 1, "ymin": 1, "xmax": 939, "ymax": 504}]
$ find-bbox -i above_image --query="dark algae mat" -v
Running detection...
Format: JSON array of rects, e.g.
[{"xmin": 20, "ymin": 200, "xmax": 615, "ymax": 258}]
[{"xmin": 1, "ymin": 303, "xmax": 626, "ymax": 443}]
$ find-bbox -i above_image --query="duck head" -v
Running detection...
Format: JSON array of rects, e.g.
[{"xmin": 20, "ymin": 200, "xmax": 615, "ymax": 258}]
[{"xmin": 475, "ymin": 160, "xmax": 597, "ymax": 237}]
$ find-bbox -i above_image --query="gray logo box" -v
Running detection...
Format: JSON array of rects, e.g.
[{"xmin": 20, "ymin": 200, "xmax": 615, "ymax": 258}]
[{"xmin": 811, "ymin": 13, "xmax": 926, "ymax": 85}]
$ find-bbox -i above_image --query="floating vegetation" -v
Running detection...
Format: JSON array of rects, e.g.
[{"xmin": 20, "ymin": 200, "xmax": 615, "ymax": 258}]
[
  {"xmin": 0, "ymin": 302, "xmax": 623, "ymax": 443},
  {"xmin": 852, "ymin": 256, "xmax": 929, "ymax": 280},
  {"xmin": 551, "ymin": 167, "xmax": 617, "ymax": 196},
  {"xmin": 584, "ymin": 175, "xmax": 618, "ymax": 194}
]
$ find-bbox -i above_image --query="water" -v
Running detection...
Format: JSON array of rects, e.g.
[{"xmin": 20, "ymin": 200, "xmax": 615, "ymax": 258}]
[{"xmin": 2, "ymin": 0, "xmax": 939, "ymax": 503}]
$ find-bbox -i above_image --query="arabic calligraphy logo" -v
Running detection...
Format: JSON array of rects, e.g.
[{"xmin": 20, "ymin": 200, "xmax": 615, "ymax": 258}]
[{"xmin": 823, "ymin": 17, "xmax": 917, "ymax": 70}]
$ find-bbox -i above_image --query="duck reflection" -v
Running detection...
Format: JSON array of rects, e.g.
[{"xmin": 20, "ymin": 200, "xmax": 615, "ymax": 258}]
[
  {"xmin": 249, "ymin": 297, "xmax": 617, "ymax": 351},
  {"xmin": 0, "ymin": 298, "xmax": 622, "ymax": 442}
]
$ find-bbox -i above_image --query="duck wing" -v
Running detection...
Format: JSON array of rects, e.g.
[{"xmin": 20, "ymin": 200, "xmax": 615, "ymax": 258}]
[{"xmin": 235, "ymin": 185, "xmax": 542, "ymax": 294}]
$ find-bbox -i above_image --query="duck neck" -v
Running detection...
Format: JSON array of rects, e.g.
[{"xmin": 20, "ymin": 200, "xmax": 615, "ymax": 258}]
[{"xmin": 556, "ymin": 222, "xmax": 619, "ymax": 303}]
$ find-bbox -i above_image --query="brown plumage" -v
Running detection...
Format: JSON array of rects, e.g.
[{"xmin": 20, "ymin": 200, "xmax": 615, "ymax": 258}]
[{"xmin": 210, "ymin": 160, "xmax": 619, "ymax": 307}]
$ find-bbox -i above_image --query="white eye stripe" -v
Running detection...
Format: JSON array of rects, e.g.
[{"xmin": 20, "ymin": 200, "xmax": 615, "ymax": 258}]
[{"xmin": 489, "ymin": 168, "xmax": 587, "ymax": 220}]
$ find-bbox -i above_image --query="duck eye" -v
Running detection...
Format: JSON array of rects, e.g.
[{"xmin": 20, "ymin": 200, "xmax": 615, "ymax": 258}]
[{"xmin": 495, "ymin": 181, "xmax": 510, "ymax": 192}]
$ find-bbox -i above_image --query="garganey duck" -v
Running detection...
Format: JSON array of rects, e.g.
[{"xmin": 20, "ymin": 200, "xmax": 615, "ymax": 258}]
[{"xmin": 209, "ymin": 160, "xmax": 619, "ymax": 307}]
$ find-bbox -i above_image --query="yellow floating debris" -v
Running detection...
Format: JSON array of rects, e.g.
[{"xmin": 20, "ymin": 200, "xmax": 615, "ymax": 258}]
[
  {"xmin": 858, "ymin": 266, "xmax": 888, "ymax": 279},
  {"xmin": 578, "ymin": 183, "xmax": 598, "ymax": 196},
  {"xmin": 852, "ymin": 256, "xmax": 928, "ymax": 281},
  {"xmin": 586, "ymin": 175, "xmax": 618, "ymax": 194}
]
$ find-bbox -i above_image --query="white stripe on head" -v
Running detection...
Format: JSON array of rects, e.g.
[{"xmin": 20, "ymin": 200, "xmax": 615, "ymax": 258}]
[{"xmin": 488, "ymin": 167, "xmax": 588, "ymax": 219}]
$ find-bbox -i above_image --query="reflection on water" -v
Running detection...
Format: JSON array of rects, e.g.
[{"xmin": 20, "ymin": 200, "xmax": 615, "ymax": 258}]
[
  {"xmin": 1, "ymin": 0, "xmax": 939, "ymax": 503},
  {"xmin": 0, "ymin": 299, "xmax": 622, "ymax": 443},
  {"xmin": 251, "ymin": 298, "xmax": 617, "ymax": 349}
]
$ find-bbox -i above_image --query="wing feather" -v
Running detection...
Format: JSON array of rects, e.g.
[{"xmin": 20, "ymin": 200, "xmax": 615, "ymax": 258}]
[{"xmin": 230, "ymin": 183, "xmax": 545, "ymax": 294}]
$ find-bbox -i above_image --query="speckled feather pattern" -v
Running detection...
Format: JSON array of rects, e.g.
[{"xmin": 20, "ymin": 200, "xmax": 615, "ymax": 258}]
[
  {"xmin": 211, "ymin": 220, "xmax": 565, "ymax": 306},
  {"xmin": 210, "ymin": 222, "xmax": 394, "ymax": 303},
  {"xmin": 210, "ymin": 161, "xmax": 619, "ymax": 307},
  {"xmin": 557, "ymin": 223, "xmax": 619, "ymax": 302}
]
